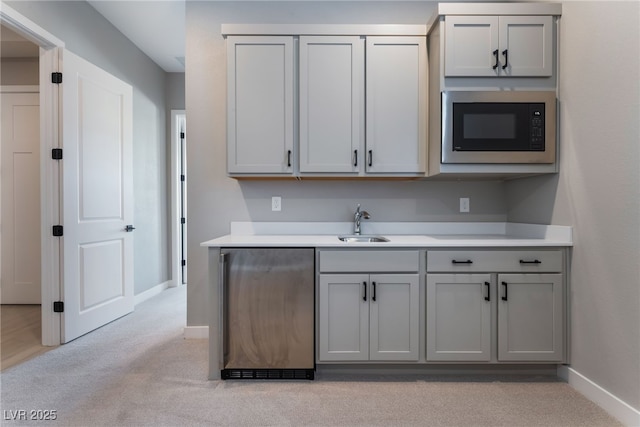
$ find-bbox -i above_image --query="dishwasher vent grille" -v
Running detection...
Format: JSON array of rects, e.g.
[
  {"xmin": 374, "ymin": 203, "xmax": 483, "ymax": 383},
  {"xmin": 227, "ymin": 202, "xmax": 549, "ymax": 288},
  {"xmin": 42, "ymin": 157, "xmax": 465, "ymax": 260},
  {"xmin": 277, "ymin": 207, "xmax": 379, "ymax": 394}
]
[{"xmin": 222, "ymin": 369, "xmax": 314, "ymax": 380}]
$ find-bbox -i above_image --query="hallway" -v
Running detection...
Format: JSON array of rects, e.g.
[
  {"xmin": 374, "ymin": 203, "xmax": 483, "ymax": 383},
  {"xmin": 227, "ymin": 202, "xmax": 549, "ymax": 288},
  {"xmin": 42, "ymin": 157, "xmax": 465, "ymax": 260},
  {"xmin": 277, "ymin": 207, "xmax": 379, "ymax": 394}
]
[{"xmin": 1, "ymin": 305, "xmax": 52, "ymax": 371}]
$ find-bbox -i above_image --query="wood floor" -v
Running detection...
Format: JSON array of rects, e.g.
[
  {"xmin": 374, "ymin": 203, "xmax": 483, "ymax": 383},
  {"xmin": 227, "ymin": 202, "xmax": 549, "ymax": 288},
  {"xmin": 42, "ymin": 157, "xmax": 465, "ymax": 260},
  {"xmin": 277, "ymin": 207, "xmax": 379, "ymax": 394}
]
[{"xmin": 1, "ymin": 305, "xmax": 53, "ymax": 371}]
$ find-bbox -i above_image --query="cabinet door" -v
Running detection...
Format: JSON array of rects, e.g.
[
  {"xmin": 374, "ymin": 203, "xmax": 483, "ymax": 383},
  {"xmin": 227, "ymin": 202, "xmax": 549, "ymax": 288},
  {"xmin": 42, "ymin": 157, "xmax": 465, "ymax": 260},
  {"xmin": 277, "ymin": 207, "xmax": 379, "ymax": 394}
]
[
  {"xmin": 227, "ymin": 36, "xmax": 294, "ymax": 174},
  {"xmin": 299, "ymin": 37, "xmax": 364, "ymax": 173},
  {"xmin": 318, "ymin": 274, "xmax": 369, "ymax": 361},
  {"xmin": 426, "ymin": 274, "xmax": 492, "ymax": 362},
  {"xmin": 444, "ymin": 16, "xmax": 499, "ymax": 76},
  {"xmin": 369, "ymin": 274, "xmax": 420, "ymax": 361},
  {"xmin": 498, "ymin": 273, "xmax": 563, "ymax": 361},
  {"xmin": 499, "ymin": 16, "xmax": 553, "ymax": 76},
  {"xmin": 366, "ymin": 37, "xmax": 427, "ymax": 174}
]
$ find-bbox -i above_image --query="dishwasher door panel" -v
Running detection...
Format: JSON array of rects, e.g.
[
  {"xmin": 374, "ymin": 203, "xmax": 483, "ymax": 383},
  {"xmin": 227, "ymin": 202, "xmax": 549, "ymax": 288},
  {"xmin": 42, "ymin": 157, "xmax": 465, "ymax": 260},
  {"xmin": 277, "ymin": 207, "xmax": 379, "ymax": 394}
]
[{"xmin": 223, "ymin": 248, "xmax": 315, "ymax": 370}]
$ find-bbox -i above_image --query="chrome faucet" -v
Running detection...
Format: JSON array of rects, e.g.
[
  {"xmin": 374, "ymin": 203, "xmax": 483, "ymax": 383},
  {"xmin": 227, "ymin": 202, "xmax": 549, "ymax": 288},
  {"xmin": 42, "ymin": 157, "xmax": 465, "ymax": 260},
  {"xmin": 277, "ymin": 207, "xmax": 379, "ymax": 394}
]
[{"xmin": 353, "ymin": 204, "xmax": 371, "ymax": 235}]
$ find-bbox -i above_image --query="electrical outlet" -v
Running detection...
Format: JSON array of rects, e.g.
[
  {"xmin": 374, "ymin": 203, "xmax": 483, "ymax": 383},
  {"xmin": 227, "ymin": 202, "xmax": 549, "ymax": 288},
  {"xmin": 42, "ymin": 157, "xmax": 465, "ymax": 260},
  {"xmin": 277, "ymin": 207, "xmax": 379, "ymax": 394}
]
[
  {"xmin": 460, "ymin": 197, "xmax": 470, "ymax": 213},
  {"xmin": 271, "ymin": 196, "xmax": 282, "ymax": 212}
]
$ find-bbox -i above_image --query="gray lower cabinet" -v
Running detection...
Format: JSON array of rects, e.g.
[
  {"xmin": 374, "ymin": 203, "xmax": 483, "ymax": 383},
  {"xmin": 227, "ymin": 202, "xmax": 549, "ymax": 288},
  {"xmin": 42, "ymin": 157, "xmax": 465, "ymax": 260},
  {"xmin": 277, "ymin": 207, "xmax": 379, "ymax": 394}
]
[
  {"xmin": 318, "ymin": 272, "xmax": 420, "ymax": 362},
  {"xmin": 497, "ymin": 273, "xmax": 564, "ymax": 361},
  {"xmin": 426, "ymin": 274, "xmax": 492, "ymax": 361},
  {"xmin": 426, "ymin": 250, "xmax": 565, "ymax": 363}
]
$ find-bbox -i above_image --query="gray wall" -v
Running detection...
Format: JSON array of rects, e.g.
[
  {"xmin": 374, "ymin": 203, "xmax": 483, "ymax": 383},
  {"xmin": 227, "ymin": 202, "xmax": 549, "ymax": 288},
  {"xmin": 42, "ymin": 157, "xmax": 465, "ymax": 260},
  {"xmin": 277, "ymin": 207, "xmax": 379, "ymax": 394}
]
[
  {"xmin": 166, "ymin": 73, "xmax": 185, "ymax": 111},
  {"xmin": 506, "ymin": 2, "xmax": 640, "ymax": 411},
  {"xmin": 185, "ymin": 1, "xmax": 507, "ymax": 327},
  {"xmin": 6, "ymin": 1, "xmax": 171, "ymax": 295},
  {"xmin": 1, "ymin": 58, "xmax": 38, "ymax": 85}
]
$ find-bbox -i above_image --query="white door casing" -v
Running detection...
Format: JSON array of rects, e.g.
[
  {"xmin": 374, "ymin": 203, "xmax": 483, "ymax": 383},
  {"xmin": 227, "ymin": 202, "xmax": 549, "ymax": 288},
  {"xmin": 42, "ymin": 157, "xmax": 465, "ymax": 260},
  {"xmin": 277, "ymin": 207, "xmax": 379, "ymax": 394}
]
[
  {"xmin": 61, "ymin": 50, "xmax": 134, "ymax": 343},
  {"xmin": 1, "ymin": 89, "xmax": 41, "ymax": 304}
]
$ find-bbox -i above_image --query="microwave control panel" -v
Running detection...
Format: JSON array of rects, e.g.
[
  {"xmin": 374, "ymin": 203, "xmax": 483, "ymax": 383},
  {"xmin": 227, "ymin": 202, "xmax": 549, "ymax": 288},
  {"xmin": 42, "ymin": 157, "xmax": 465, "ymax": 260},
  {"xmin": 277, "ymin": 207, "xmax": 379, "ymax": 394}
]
[{"xmin": 530, "ymin": 105, "xmax": 545, "ymax": 150}]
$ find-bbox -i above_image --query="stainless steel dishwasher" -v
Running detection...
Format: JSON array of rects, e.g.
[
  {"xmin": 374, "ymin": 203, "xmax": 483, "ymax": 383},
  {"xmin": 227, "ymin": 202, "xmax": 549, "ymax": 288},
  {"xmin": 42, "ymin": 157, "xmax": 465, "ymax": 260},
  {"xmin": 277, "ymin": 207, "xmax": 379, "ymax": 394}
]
[{"xmin": 219, "ymin": 248, "xmax": 315, "ymax": 379}]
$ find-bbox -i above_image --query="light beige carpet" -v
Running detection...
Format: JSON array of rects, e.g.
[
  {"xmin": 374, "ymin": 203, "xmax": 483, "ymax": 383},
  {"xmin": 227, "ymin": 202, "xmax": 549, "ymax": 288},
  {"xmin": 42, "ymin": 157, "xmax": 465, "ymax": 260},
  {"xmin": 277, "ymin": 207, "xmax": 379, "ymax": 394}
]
[{"xmin": 0, "ymin": 286, "xmax": 622, "ymax": 426}]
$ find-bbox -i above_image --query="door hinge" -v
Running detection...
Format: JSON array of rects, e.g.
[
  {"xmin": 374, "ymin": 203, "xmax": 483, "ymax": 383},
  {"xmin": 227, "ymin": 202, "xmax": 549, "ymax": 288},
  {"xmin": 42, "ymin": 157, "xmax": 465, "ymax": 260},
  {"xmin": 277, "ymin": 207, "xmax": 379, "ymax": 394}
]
[
  {"xmin": 52, "ymin": 148, "xmax": 63, "ymax": 160},
  {"xmin": 53, "ymin": 301, "xmax": 64, "ymax": 313},
  {"xmin": 51, "ymin": 72, "xmax": 62, "ymax": 84},
  {"xmin": 52, "ymin": 225, "xmax": 63, "ymax": 236},
  {"xmin": 180, "ymin": 132, "xmax": 185, "ymax": 139},
  {"xmin": 180, "ymin": 174, "xmax": 185, "ymax": 182},
  {"xmin": 182, "ymin": 260, "xmax": 186, "ymax": 267},
  {"xmin": 181, "ymin": 218, "xmax": 186, "ymax": 224}
]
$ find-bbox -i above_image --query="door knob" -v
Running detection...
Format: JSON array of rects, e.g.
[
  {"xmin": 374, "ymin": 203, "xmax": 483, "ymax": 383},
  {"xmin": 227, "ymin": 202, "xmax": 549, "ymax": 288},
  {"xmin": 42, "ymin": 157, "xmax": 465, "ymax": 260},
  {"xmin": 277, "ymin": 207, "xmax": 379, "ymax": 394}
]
[{"xmin": 125, "ymin": 225, "xmax": 136, "ymax": 232}]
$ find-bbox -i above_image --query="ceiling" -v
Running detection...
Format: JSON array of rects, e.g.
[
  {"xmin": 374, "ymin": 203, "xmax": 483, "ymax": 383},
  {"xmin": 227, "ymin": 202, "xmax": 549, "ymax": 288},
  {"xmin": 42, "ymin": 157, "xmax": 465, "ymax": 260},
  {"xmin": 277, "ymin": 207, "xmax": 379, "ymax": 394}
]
[
  {"xmin": 1, "ymin": 1, "xmax": 186, "ymax": 73},
  {"xmin": 87, "ymin": 0, "xmax": 185, "ymax": 73}
]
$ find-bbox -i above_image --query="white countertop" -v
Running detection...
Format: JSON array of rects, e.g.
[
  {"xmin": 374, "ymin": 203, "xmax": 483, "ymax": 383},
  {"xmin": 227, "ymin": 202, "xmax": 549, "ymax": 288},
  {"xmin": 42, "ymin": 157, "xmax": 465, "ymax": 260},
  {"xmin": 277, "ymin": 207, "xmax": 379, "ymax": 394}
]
[{"xmin": 201, "ymin": 222, "xmax": 572, "ymax": 248}]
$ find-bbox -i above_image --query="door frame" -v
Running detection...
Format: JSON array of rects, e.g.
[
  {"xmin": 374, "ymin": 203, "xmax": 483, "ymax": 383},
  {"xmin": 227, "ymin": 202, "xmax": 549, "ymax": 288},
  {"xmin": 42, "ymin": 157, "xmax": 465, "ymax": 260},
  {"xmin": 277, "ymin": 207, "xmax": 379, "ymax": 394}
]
[
  {"xmin": 170, "ymin": 110, "xmax": 186, "ymax": 286},
  {"xmin": 1, "ymin": 3, "xmax": 64, "ymax": 346}
]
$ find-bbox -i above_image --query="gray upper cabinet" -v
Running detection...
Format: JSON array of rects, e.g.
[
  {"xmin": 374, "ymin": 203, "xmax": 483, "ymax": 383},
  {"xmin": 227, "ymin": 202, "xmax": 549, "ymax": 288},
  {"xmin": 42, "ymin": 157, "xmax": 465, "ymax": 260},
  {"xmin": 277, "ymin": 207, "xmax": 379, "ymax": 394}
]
[
  {"xmin": 444, "ymin": 15, "xmax": 553, "ymax": 77},
  {"xmin": 226, "ymin": 30, "xmax": 427, "ymax": 177},
  {"xmin": 299, "ymin": 36, "xmax": 364, "ymax": 174},
  {"xmin": 366, "ymin": 37, "xmax": 427, "ymax": 174},
  {"xmin": 227, "ymin": 36, "xmax": 294, "ymax": 175}
]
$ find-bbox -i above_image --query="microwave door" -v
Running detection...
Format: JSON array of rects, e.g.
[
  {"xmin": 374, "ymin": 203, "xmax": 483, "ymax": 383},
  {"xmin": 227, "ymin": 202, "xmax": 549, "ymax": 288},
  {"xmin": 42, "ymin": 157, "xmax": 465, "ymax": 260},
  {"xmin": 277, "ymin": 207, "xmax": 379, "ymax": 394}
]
[{"xmin": 453, "ymin": 103, "xmax": 531, "ymax": 152}]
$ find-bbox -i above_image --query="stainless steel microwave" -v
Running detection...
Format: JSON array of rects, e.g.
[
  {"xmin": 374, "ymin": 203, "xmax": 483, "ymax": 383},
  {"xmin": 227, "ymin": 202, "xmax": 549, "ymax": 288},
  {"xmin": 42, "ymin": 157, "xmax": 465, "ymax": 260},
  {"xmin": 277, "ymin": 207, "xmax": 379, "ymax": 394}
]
[{"xmin": 442, "ymin": 91, "xmax": 557, "ymax": 164}]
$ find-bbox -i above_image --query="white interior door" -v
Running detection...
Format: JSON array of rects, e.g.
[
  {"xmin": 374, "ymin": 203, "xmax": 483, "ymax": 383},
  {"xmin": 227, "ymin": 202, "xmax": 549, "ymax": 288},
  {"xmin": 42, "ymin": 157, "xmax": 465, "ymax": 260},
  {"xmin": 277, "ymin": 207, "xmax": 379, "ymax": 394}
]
[
  {"xmin": 61, "ymin": 50, "xmax": 134, "ymax": 343},
  {"xmin": 1, "ymin": 90, "xmax": 41, "ymax": 304}
]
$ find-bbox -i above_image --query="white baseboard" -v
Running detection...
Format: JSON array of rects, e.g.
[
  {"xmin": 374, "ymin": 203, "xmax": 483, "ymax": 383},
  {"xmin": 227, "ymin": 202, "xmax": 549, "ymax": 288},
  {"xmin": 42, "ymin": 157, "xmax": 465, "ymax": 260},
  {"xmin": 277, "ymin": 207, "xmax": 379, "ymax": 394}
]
[
  {"xmin": 183, "ymin": 326, "xmax": 209, "ymax": 339},
  {"xmin": 133, "ymin": 280, "xmax": 172, "ymax": 306},
  {"xmin": 558, "ymin": 366, "xmax": 640, "ymax": 426}
]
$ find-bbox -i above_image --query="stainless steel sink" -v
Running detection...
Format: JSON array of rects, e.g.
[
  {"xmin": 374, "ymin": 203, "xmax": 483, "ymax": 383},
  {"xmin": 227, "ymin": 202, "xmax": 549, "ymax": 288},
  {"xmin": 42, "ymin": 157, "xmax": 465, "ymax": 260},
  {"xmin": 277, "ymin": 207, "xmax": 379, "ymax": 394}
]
[{"xmin": 338, "ymin": 235, "xmax": 389, "ymax": 243}]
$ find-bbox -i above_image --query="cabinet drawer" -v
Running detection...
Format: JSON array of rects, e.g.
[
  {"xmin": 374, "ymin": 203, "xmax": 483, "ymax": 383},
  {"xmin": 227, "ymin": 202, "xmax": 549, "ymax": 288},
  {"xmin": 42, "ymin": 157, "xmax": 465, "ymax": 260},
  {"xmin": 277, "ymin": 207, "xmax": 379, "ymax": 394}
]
[
  {"xmin": 319, "ymin": 250, "xmax": 419, "ymax": 273},
  {"xmin": 427, "ymin": 250, "xmax": 562, "ymax": 273}
]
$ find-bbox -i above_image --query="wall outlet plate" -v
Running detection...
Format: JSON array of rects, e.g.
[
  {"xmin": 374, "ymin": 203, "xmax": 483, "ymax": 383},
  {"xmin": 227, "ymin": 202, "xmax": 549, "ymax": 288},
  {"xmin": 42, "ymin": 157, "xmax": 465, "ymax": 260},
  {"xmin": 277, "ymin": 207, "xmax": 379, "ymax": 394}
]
[
  {"xmin": 460, "ymin": 197, "xmax": 470, "ymax": 213},
  {"xmin": 272, "ymin": 196, "xmax": 282, "ymax": 212}
]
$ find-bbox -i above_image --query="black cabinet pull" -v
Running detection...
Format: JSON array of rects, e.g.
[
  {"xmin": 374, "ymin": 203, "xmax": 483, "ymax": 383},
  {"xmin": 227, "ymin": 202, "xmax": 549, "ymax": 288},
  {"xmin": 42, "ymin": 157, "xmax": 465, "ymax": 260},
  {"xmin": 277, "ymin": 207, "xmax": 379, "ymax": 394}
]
[
  {"xmin": 519, "ymin": 259, "xmax": 542, "ymax": 264},
  {"xmin": 492, "ymin": 49, "xmax": 499, "ymax": 70},
  {"xmin": 502, "ymin": 49, "xmax": 509, "ymax": 70},
  {"xmin": 362, "ymin": 281, "xmax": 367, "ymax": 302},
  {"xmin": 287, "ymin": 150, "xmax": 292, "ymax": 167},
  {"xmin": 353, "ymin": 149, "xmax": 358, "ymax": 167},
  {"xmin": 372, "ymin": 281, "xmax": 377, "ymax": 302},
  {"xmin": 484, "ymin": 282, "xmax": 490, "ymax": 301},
  {"xmin": 501, "ymin": 281, "xmax": 508, "ymax": 301},
  {"xmin": 368, "ymin": 150, "xmax": 373, "ymax": 167},
  {"xmin": 452, "ymin": 260, "xmax": 473, "ymax": 265}
]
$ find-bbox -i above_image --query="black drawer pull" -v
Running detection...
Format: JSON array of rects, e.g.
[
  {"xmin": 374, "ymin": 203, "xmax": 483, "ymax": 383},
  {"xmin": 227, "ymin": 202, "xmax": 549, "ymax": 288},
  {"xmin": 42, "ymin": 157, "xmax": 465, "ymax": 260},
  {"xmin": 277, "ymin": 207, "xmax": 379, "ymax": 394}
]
[
  {"xmin": 372, "ymin": 282, "xmax": 377, "ymax": 302},
  {"xmin": 452, "ymin": 260, "xmax": 473, "ymax": 264},
  {"xmin": 484, "ymin": 282, "xmax": 490, "ymax": 301},
  {"xmin": 501, "ymin": 281, "xmax": 508, "ymax": 301},
  {"xmin": 492, "ymin": 49, "xmax": 499, "ymax": 70},
  {"xmin": 519, "ymin": 259, "xmax": 542, "ymax": 264},
  {"xmin": 363, "ymin": 281, "xmax": 367, "ymax": 302}
]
